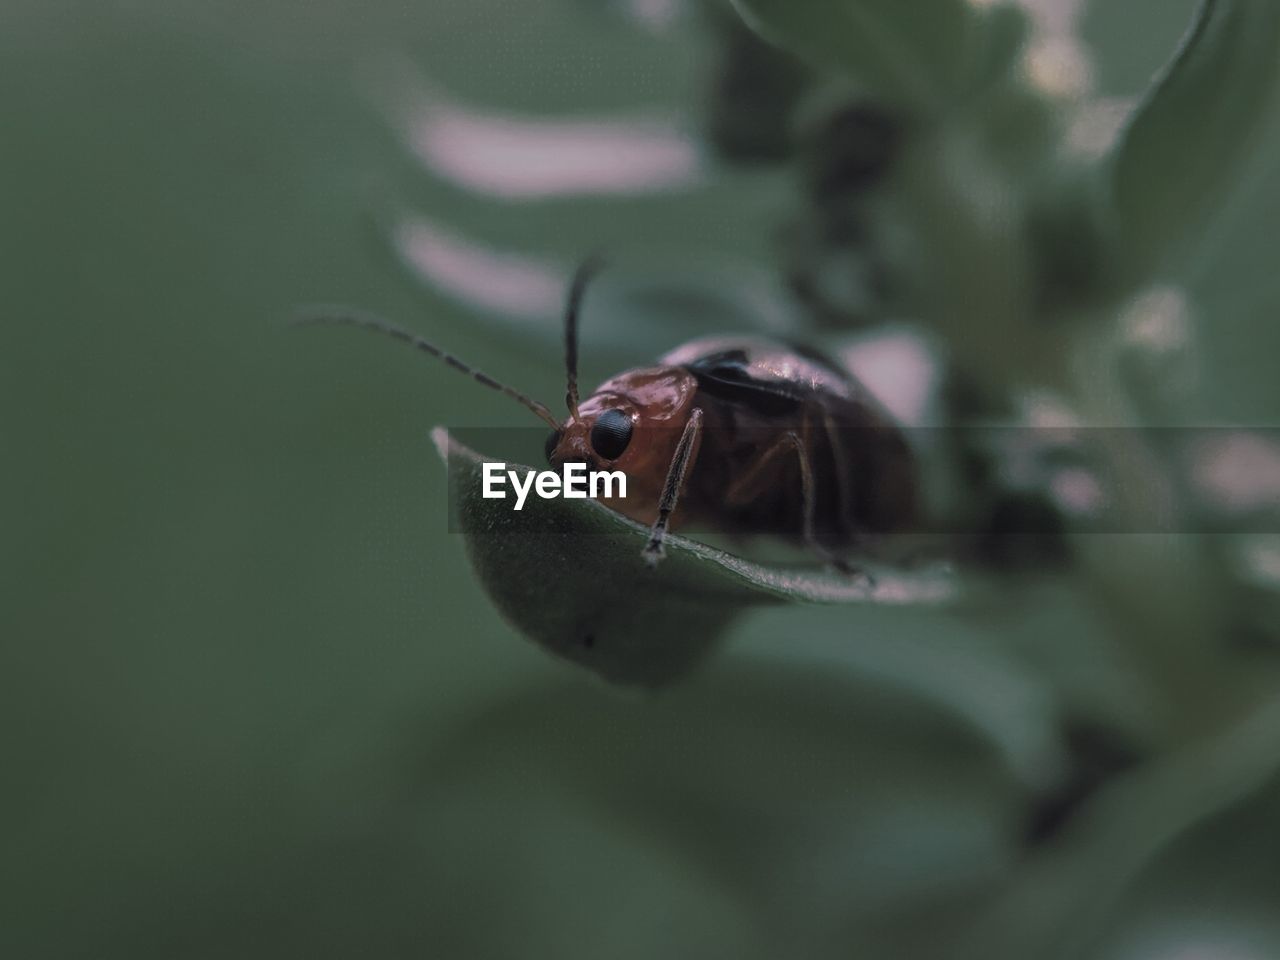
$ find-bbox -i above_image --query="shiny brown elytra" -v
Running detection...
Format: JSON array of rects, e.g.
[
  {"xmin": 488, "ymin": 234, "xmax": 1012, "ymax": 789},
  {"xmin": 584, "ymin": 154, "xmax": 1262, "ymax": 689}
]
[{"xmin": 300, "ymin": 257, "xmax": 918, "ymax": 570}]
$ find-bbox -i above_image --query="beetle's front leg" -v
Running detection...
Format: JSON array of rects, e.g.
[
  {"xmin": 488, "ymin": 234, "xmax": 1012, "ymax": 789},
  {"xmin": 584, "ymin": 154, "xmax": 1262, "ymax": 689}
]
[{"xmin": 642, "ymin": 408, "xmax": 704, "ymax": 566}]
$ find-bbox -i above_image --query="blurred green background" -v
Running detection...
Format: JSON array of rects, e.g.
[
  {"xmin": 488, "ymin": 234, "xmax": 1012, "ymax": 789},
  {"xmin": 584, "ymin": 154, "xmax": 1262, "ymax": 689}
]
[{"xmin": 5, "ymin": 0, "xmax": 1280, "ymax": 957}]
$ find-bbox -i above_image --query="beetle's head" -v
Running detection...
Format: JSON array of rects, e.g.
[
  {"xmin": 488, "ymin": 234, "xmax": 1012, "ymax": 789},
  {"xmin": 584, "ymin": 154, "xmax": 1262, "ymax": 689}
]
[{"xmin": 546, "ymin": 366, "xmax": 697, "ymax": 462}]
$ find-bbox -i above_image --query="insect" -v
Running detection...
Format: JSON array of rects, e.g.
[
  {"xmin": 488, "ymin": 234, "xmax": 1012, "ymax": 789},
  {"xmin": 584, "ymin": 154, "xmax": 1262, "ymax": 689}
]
[{"xmin": 301, "ymin": 257, "xmax": 917, "ymax": 569}]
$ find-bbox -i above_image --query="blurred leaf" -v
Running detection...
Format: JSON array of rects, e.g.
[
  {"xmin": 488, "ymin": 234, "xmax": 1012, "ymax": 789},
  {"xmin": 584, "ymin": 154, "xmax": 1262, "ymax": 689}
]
[
  {"xmin": 413, "ymin": 663, "xmax": 1026, "ymax": 958},
  {"xmin": 878, "ymin": 123, "xmax": 1043, "ymax": 390},
  {"xmin": 966, "ymin": 3, "xmax": 1031, "ymax": 98},
  {"xmin": 961, "ymin": 693, "xmax": 1280, "ymax": 960},
  {"xmin": 1081, "ymin": 0, "xmax": 1203, "ymax": 97},
  {"xmin": 369, "ymin": 57, "xmax": 707, "ymax": 200},
  {"xmin": 389, "ymin": 214, "xmax": 803, "ymax": 357},
  {"xmin": 1106, "ymin": 0, "xmax": 1280, "ymax": 281},
  {"xmin": 729, "ymin": 0, "xmax": 976, "ymax": 109},
  {"xmin": 730, "ymin": 589, "xmax": 1134, "ymax": 793},
  {"xmin": 1084, "ymin": 768, "xmax": 1280, "ymax": 959},
  {"xmin": 433, "ymin": 428, "xmax": 957, "ymax": 687}
]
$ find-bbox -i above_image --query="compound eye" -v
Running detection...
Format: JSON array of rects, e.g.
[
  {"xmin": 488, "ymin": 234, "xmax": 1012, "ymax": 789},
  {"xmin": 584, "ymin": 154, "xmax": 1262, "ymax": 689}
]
[
  {"xmin": 589, "ymin": 409, "xmax": 633, "ymax": 461},
  {"xmin": 544, "ymin": 430, "xmax": 562, "ymax": 463}
]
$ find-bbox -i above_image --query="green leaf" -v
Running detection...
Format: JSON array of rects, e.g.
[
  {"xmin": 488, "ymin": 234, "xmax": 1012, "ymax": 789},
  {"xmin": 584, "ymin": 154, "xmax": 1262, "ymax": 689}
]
[
  {"xmin": 728, "ymin": 0, "xmax": 977, "ymax": 109},
  {"xmin": 388, "ymin": 214, "xmax": 803, "ymax": 358},
  {"xmin": 432, "ymin": 428, "xmax": 957, "ymax": 687},
  {"xmin": 414, "ymin": 666, "xmax": 1026, "ymax": 957},
  {"xmin": 965, "ymin": 3, "xmax": 1032, "ymax": 100},
  {"xmin": 961, "ymin": 694, "xmax": 1280, "ymax": 960},
  {"xmin": 1106, "ymin": 0, "xmax": 1280, "ymax": 281}
]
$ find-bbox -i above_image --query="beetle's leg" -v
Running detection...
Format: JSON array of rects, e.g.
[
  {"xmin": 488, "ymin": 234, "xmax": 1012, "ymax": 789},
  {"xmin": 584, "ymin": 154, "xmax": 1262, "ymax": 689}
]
[
  {"xmin": 719, "ymin": 420, "xmax": 868, "ymax": 579},
  {"xmin": 786, "ymin": 429, "xmax": 821, "ymax": 557},
  {"xmin": 643, "ymin": 408, "xmax": 704, "ymax": 566},
  {"xmin": 789, "ymin": 431, "xmax": 870, "ymax": 579},
  {"xmin": 725, "ymin": 425, "xmax": 866, "ymax": 579},
  {"xmin": 793, "ymin": 416, "xmax": 873, "ymax": 580},
  {"xmin": 723, "ymin": 433, "xmax": 793, "ymax": 505},
  {"xmin": 820, "ymin": 408, "xmax": 858, "ymax": 540},
  {"xmin": 723, "ymin": 427, "xmax": 820, "ymax": 537}
]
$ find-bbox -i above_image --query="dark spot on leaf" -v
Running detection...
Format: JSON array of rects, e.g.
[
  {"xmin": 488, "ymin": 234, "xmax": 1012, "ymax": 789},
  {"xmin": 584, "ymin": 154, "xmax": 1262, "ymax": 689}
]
[{"xmin": 1025, "ymin": 721, "xmax": 1143, "ymax": 845}]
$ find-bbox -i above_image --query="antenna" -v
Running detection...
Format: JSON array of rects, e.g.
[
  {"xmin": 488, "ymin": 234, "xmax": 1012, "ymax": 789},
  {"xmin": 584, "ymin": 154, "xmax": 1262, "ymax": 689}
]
[
  {"xmin": 563, "ymin": 254, "xmax": 606, "ymax": 421},
  {"xmin": 294, "ymin": 308, "xmax": 561, "ymax": 430}
]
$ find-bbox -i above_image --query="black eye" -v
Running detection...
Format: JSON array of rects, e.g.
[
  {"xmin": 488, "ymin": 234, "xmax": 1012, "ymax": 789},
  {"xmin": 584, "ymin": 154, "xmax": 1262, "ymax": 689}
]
[
  {"xmin": 544, "ymin": 430, "xmax": 561, "ymax": 463},
  {"xmin": 589, "ymin": 409, "xmax": 633, "ymax": 461}
]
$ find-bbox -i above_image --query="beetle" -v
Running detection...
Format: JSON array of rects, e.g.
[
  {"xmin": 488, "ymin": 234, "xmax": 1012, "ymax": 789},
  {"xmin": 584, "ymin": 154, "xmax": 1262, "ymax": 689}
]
[{"xmin": 301, "ymin": 257, "xmax": 917, "ymax": 570}]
